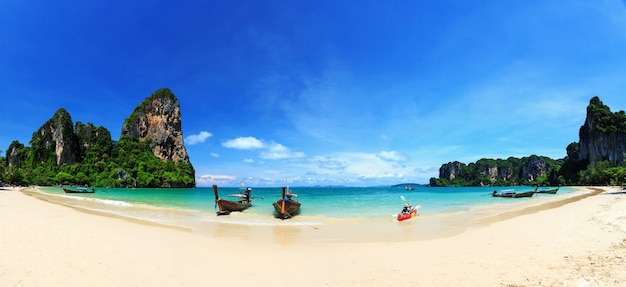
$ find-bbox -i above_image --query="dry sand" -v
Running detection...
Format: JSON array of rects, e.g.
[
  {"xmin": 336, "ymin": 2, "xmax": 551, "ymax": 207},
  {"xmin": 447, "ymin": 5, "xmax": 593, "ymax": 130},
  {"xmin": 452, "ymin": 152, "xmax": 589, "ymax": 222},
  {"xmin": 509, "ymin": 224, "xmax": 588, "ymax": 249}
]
[{"xmin": 1, "ymin": 186, "xmax": 625, "ymax": 286}]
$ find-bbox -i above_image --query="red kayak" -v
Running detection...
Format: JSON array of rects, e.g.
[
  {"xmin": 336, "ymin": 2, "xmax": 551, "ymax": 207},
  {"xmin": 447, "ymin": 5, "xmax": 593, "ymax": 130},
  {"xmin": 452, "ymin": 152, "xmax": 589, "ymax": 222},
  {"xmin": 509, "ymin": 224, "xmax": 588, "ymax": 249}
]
[{"xmin": 397, "ymin": 209, "xmax": 417, "ymax": 221}]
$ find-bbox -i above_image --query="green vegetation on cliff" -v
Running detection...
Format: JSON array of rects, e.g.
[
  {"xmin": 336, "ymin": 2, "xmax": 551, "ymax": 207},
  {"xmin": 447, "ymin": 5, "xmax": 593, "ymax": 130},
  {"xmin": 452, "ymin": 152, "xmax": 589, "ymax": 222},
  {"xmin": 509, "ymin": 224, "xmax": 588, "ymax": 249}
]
[
  {"xmin": 2, "ymin": 134, "xmax": 195, "ymax": 188},
  {"xmin": 430, "ymin": 155, "xmax": 564, "ymax": 187}
]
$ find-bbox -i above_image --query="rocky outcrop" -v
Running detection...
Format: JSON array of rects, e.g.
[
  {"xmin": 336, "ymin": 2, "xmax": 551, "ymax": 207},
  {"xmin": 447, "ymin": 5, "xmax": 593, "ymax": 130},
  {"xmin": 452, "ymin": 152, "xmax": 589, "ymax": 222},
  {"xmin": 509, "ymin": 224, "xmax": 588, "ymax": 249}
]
[
  {"xmin": 6, "ymin": 141, "xmax": 24, "ymax": 167},
  {"xmin": 435, "ymin": 156, "xmax": 550, "ymax": 185},
  {"xmin": 439, "ymin": 161, "xmax": 464, "ymax": 180},
  {"xmin": 578, "ymin": 97, "xmax": 626, "ymax": 165},
  {"xmin": 30, "ymin": 108, "xmax": 78, "ymax": 166},
  {"xmin": 120, "ymin": 88, "xmax": 190, "ymax": 163},
  {"xmin": 521, "ymin": 157, "xmax": 549, "ymax": 181},
  {"xmin": 498, "ymin": 167, "xmax": 513, "ymax": 181}
]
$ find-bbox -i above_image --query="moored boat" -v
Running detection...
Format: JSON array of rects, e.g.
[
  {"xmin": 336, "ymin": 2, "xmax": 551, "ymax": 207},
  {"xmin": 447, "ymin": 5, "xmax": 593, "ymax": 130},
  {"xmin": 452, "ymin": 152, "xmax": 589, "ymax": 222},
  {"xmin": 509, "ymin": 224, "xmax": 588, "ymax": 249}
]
[
  {"xmin": 63, "ymin": 187, "xmax": 95, "ymax": 193},
  {"xmin": 213, "ymin": 185, "xmax": 252, "ymax": 215},
  {"xmin": 536, "ymin": 186, "xmax": 559, "ymax": 194},
  {"xmin": 492, "ymin": 187, "xmax": 536, "ymax": 198},
  {"xmin": 492, "ymin": 185, "xmax": 538, "ymax": 198},
  {"xmin": 273, "ymin": 186, "xmax": 301, "ymax": 219}
]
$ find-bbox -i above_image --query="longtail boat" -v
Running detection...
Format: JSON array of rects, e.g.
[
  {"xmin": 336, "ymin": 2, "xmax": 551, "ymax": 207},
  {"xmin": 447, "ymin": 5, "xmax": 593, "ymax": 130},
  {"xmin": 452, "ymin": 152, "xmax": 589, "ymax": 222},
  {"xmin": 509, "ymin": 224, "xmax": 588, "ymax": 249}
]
[
  {"xmin": 63, "ymin": 187, "xmax": 95, "ymax": 194},
  {"xmin": 492, "ymin": 185, "xmax": 538, "ymax": 198},
  {"xmin": 272, "ymin": 186, "xmax": 301, "ymax": 219},
  {"xmin": 536, "ymin": 186, "xmax": 559, "ymax": 194},
  {"xmin": 213, "ymin": 185, "xmax": 252, "ymax": 215}
]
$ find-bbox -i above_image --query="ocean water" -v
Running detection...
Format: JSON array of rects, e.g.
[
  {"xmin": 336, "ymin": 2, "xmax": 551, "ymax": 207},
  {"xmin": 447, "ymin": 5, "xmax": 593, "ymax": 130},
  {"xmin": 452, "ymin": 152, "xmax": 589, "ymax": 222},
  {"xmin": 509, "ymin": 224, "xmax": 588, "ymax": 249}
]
[{"xmin": 39, "ymin": 185, "xmax": 574, "ymax": 221}]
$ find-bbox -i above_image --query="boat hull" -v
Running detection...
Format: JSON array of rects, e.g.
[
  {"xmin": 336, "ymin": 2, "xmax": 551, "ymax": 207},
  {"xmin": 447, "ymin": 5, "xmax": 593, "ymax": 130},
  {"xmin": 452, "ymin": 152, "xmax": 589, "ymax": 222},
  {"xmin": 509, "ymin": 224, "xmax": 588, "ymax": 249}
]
[
  {"xmin": 63, "ymin": 188, "xmax": 95, "ymax": 194},
  {"xmin": 273, "ymin": 200, "xmax": 301, "ymax": 219},
  {"xmin": 536, "ymin": 187, "xmax": 559, "ymax": 194},
  {"xmin": 492, "ymin": 190, "xmax": 535, "ymax": 198},
  {"xmin": 213, "ymin": 185, "xmax": 251, "ymax": 215},
  {"xmin": 216, "ymin": 199, "xmax": 252, "ymax": 212}
]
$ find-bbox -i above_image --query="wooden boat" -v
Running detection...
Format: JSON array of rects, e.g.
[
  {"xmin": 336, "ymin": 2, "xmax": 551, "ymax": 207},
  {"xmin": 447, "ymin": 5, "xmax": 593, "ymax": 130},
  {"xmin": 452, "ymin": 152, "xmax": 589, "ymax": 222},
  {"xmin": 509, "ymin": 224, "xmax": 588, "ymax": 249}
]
[
  {"xmin": 63, "ymin": 187, "xmax": 95, "ymax": 193},
  {"xmin": 272, "ymin": 186, "xmax": 301, "ymax": 219},
  {"xmin": 492, "ymin": 188, "xmax": 535, "ymax": 198},
  {"xmin": 536, "ymin": 186, "xmax": 559, "ymax": 194},
  {"xmin": 492, "ymin": 185, "xmax": 538, "ymax": 198},
  {"xmin": 213, "ymin": 185, "xmax": 252, "ymax": 215}
]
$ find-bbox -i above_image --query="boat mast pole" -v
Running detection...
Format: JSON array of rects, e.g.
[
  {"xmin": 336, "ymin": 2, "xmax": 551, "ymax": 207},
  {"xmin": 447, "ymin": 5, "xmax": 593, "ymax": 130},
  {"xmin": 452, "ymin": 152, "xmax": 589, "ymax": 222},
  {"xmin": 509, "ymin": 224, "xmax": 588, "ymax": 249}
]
[
  {"xmin": 281, "ymin": 186, "xmax": 286, "ymax": 215},
  {"xmin": 213, "ymin": 185, "xmax": 220, "ymax": 210}
]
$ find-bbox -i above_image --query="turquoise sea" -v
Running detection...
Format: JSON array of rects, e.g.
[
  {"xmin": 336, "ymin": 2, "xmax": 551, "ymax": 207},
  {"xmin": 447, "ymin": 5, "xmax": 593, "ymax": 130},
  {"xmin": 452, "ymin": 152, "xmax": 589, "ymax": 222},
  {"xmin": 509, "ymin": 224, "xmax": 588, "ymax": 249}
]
[
  {"xmin": 33, "ymin": 185, "xmax": 580, "ymax": 242},
  {"xmin": 39, "ymin": 185, "xmax": 575, "ymax": 221}
]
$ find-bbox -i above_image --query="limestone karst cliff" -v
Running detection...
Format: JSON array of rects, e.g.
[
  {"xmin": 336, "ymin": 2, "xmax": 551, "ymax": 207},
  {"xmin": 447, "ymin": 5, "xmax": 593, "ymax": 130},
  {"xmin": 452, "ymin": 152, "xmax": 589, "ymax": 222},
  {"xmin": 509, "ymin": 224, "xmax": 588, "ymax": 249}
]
[
  {"xmin": 2, "ymin": 88, "xmax": 195, "ymax": 188},
  {"xmin": 436, "ymin": 157, "xmax": 550, "ymax": 186},
  {"xmin": 29, "ymin": 108, "xmax": 79, "ymax": 166},
  {"xmin": 577, "ymin": 96, "xmax": 626, "ymax": 166},
  {"xmin": 120, "ymin": 88, "xmax": 190, "ymax": 164}
]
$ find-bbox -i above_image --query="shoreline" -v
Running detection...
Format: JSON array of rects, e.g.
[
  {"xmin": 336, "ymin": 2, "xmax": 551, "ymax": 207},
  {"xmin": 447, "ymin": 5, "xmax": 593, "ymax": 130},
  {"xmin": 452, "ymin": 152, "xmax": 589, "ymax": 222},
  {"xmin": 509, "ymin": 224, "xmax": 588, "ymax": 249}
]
[
  {"xmin": 17, "ymin": 185, "xmax": 609, "ymax": 244},
  {"xmin": 2, "ymin": 186, "xmax": 625, "ymax": 286}
]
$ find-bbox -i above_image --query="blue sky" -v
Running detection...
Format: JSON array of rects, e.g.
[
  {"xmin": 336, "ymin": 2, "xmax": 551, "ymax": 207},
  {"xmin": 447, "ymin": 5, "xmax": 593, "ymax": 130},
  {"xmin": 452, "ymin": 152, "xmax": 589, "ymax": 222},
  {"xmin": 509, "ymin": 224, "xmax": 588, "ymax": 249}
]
[{"xmin": 2, "ymin": 1, "xmax": 626, "ymax": 187}]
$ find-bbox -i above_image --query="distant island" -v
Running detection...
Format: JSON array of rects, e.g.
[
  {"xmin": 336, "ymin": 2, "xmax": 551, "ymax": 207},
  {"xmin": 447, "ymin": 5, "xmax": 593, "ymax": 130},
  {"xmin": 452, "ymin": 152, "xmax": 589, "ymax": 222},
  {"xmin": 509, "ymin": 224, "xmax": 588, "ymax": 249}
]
[
  {"xmin": 390, "ymin": 183, "xmax": 424, "ymax": 188},
  {"xmin": 429, "ymin": 96, "xmax": 626, "ymax": 187}
]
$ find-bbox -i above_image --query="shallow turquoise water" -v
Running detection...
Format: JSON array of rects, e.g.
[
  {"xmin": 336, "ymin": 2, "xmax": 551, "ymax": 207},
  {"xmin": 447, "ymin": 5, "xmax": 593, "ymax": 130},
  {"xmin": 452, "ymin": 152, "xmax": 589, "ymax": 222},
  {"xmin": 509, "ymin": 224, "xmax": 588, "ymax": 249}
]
[{"xmin": 41, "ymin": 185, "xmax": 574, "ymax": 219}]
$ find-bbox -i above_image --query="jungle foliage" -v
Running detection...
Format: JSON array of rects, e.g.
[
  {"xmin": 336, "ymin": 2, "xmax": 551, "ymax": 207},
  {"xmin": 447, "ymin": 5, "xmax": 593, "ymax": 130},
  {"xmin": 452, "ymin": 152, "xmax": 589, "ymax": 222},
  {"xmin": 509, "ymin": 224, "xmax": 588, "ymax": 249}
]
[{"xmin": 1, "ymin": 131, "xmax": 195, "ymax": 188}]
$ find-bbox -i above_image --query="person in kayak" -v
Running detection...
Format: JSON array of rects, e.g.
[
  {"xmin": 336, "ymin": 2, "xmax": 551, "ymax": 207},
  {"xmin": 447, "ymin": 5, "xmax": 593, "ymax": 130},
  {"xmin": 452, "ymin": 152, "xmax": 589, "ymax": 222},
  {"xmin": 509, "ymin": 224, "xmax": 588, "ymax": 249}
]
[{"xmin": 401, "ymin": 202, "xmax": 412, "ymax": 214}]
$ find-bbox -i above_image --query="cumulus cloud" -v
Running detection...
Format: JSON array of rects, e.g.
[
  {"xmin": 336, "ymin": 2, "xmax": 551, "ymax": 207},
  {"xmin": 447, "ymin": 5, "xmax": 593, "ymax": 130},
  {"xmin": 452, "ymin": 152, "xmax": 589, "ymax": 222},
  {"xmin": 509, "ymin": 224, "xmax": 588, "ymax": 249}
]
[
  {"xmin": 376, "ymin": 150, "xmax": 408, "ymax": 162},
  {"xmin": 222, "ymin": 136, "xmax": 265, "ymax": 150},
  {"xmin": 260, "ymin": 142, "xmax": 306, "ymax": 159},
  {"xmin": 196, "ymin": 174, "xmax": 238, "ymax": 186},
  {"xmin": 185, "ymin": 131, "xmax": 212, "ymax": 145},
  {"xmin": 199, "ymin": 174, "xmax": 236, "ymax": 180},
  {"xmin": 222, "ymin": 137, "xmax": 305, "ymax": 160}
]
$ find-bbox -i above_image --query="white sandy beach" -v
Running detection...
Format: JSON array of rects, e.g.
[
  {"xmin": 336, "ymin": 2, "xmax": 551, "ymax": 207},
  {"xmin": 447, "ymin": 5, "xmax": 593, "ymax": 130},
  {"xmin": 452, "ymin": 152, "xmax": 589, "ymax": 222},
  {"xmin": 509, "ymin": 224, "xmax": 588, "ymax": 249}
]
[{"xmin": 1, "ymin": 186, "xmax": 625, "ymax": 286}]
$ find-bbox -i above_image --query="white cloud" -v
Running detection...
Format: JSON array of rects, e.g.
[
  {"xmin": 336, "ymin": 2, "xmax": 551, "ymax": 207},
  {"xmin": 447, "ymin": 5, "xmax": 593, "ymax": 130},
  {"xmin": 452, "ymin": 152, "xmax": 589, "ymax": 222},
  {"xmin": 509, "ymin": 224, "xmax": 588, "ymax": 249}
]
[
  {"xmin": 196, "ymin": 174, "xmax": 237, "ymax": 186},
  {"xmin": 260, "ymin": 142, "xmax": 306, "ymax": 159},
  {"xmin": 243, "ymin": 158, "xmax": 254, "ymax": 163},
  {"xmin": 222, "ymin": 137, "xmax": 305, "ymax": 160},
  {"xmin": 376, "ymin": 150, "xmax": 408, "ymax": 162},
  {"xmin": 185, "ymin": 131, "xmax": 213, "ymax": 145},
  {"xmin": 222, "ymin": 136, "xmax": 265, "ymax": 150},
  {"xmin": 210, "ymin": 152, "xmax": 219, "ymax": 158}
]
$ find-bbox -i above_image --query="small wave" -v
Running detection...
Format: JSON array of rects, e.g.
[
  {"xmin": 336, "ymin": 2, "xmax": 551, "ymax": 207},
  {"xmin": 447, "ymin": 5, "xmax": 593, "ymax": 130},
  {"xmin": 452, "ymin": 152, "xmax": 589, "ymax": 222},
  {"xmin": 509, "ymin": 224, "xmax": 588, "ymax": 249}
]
[{"xmin": 96, "ymin": 199, "xmax": 134, "ymax": 207}]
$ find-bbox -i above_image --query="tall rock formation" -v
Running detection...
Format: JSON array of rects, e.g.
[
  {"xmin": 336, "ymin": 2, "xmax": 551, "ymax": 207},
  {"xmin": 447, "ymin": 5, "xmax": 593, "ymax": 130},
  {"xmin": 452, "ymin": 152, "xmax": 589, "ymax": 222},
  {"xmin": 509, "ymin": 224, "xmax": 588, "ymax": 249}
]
[
  {"xmin": 439, "ymin": 161, "xmax": 464, "ymax": 180},
  {"xmin": 30, "ymin": 108, "xmax": 78, "ymax": 166},
  {"xmin": 578, "ymin": 96, "xmax": 626, "ymax": 165},
  {"xmin": 120, "ymin": 88, "xmax": 190, "ymax": 164},
  {"xmin": 6, "ymin": 141, "xmax": 24, "ymax": 167}
]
